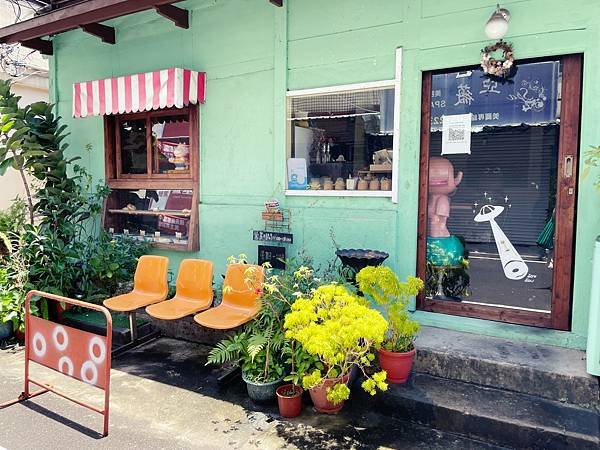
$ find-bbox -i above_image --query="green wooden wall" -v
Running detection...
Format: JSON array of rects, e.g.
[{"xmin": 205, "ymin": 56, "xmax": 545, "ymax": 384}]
[{"xmin": 49, "ymin": 0, "xmax": 600, "ymax": 349}]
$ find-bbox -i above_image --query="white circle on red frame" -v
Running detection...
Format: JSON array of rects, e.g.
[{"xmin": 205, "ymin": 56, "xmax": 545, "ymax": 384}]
[
  {"xmin": 52, "ymin": 325, "xmax": 69, "ymax": 351},
  {"xmin": 80, "ymin": 360, "xmax": 98, "ymax": 385},
  {"xmin": 32, "ymin": 332, "xmax": 46, "ymax": 357},
  {"xmin": 58, "ymin": 356, "xmax": 74, "ymax": 376},
  {"xmin": 88, "ymin": 336, "xmax": 106, "ymax": 364}
]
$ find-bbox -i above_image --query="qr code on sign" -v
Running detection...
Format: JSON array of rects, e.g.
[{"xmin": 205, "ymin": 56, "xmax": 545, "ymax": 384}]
[{"xmin": 448, "ymin": 127, "xmax": 465, "ymax": 142}]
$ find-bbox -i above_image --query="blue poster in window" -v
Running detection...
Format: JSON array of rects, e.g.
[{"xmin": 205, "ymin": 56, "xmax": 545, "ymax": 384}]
[{"xmin": 431, "ymin": 61, "xmax": 560, "ymax": 130}]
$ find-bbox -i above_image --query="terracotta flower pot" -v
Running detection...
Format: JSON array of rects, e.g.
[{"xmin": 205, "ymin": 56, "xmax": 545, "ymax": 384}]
[
  {"xmin": 308, "ymin": 373, "xmax": 350, "ymax": 414},
  {"xmin": 378, "ymin": 347, "xmax": 416, "ymax": 384},
  {"xmin": 15, "ymin": 328, "xmax": 25, "ymax": 343},
  {"xmin": 276, "ymin": 384, "xmax": 303, "ymax": 418}
]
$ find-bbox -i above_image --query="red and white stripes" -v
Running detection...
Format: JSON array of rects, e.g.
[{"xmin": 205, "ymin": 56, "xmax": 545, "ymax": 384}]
[{"xmin": 72, "ymin": 68, "xmax": 206, "ymax": 118}]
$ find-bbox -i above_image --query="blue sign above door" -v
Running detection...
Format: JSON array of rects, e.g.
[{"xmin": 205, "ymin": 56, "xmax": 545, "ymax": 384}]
[{"xmin": 431, "ymin": 60, "xmax": 560, "ymax": 130}]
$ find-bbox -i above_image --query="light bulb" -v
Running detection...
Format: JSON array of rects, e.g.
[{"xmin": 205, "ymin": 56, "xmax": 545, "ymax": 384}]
[{"xmin": 485, "ymin": 6, "xmax": 510, "ymax": 40}]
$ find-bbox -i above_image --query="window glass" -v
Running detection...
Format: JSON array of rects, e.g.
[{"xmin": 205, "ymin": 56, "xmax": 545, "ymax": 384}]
[
  {"xmin": 119, "ymin": 118, "xmax": 147, "ymax": 174},
  {"xmin": 105, "ymin": 189, "xmax": 193, "ymax": 245},
  {"xmin": 151, "ymin": 115, "xmax": 190, "ymax": 175},
  {"xmin": 287, "ymin": 87, "xmax": 394, "ymax": 192},
  {"xmin": 425, "ymin": 60, "xmax": 561, "ymax": 312}
]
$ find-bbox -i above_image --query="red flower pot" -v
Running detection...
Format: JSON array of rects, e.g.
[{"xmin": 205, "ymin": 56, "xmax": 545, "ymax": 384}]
[
  {"xmin": 15, "ymin": 328, "xmax": 25, "ymax": 343},
  {"xmin": 308, "ymin": 373, "xmax": 350, "ymax": 414},
  {"xmin": 276, "ymin": 384, "xmax": 303, "ymax": 418},
  {"xmin": 378, "ymin": 347, "xmax": 416, "ymax": 384}
]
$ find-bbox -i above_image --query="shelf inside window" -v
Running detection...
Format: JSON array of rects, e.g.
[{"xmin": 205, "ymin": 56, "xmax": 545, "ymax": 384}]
[
  {"xmin": 108, "ymin": 209, "xmax": 191, "ymax": 217},
  {"xmin": 110, "ymin": 233, "xmax": 189, "ymax": 248},
  {"xmin": 103, "ymin": 187, "xmax": 198, "ymax": 252}
]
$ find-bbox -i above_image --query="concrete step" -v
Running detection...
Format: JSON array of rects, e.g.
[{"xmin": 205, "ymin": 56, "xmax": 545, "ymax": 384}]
[
  {"xmin": 414, "ymin": 326, "xmax": 599, "ymax": 409},
  {"xmin": 359, "ymin": 372, "xmax": 600, "ymax": 450}
]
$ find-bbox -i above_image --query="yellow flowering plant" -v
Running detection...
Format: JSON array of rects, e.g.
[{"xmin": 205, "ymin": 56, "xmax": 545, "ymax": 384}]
[
  {"xmin": 284, "ymin": 283, "xmax": 389, "ymax": 405},
  {"xmin": 356, "ymin": 266, "xmax": 424, "ymax": 353}
]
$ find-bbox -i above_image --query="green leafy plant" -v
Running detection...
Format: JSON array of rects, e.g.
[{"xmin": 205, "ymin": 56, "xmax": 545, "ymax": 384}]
[
  {"xmin": 0, "ymin": 198, "xmax": 27, "ymax": 234},
  {"xmin": 0, "ymin": 81, "xmax": 147, "ymax": 303},
  {"xmin": 0, "ymin": 243, "xmax": 39, "ymax": 332},
  {"xmin": 74, "ymin": 232, "xmax": 149, "ymax": 301},
  {"xmin": 284, "ymin": 283, "xmax": 388, "ymax": 404},
  {"xmin": 0, "ymin": 231, "xmax": 10, "ymax": 256},
  {"xmin": 208, "ymin": 256, "xmax": 322, "ymax": 384},
  {"xmin": 207, "ymin": 255, "xmax": 285, "ymax": 383},
  {"xmin": 356, "ymin": 266, "xmax": 423, "ymax": 353}
]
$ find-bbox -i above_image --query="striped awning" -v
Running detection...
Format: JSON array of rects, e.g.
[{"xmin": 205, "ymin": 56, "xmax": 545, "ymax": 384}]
[{"xmin": 72, "ymin": 68, "xmax": 206, "ymax": 118}]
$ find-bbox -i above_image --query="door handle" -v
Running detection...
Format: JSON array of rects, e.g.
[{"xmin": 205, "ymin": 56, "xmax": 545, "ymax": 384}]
[{"xmin": 564, "ymin": 155, "xmax": 574, "ymax": 178}]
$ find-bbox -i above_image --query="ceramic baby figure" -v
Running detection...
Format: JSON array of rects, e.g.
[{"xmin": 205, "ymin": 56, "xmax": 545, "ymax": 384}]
[
  {"xmin": 169, "ymin": 144, "xmax": 190, "ymax": 171},
  {"xmin": 428, "ymin": 157, "xmax": 463, "ymax": 237},
  {"xmin": 427, "ymin": 157, "xmax": 464, "ymax": 267}
]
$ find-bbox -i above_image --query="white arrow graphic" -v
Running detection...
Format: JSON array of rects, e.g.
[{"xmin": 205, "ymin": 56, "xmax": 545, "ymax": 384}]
[{"xmin": 474, "ymin": 204, "xmax": 529, "ymax": 281}]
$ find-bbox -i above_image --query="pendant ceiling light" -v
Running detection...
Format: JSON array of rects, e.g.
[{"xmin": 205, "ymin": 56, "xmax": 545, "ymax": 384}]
[{"xmin": 485, "ymin": 4, "xmax": 511, "ymax": 40}]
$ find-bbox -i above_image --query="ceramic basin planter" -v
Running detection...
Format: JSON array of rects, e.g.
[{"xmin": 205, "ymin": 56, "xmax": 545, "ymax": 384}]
[
  {"xmin": 335, "ymin": 249, "xmax": 389, "ymax": 275},
  {"xmin": 276, "ymin": 384, "xmax": 303, "ymax": 418},
  {"xmin": 378, "ymin": 346, "xmax": 416, "ymax": 384},
  {"xmin": 242, "ymin": 372, "xmax": 283, "ymax": 402}
]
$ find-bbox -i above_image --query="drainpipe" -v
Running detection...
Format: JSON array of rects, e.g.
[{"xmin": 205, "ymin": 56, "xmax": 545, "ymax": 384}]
[{"xmin": 586, "ymin": 236, "xmax": 600, "ymax": 376}]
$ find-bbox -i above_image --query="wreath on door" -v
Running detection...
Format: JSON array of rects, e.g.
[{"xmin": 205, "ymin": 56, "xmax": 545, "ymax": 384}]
[{"xmin": 480, "ymin": 41, "xmax": 515, "ymax": 78}]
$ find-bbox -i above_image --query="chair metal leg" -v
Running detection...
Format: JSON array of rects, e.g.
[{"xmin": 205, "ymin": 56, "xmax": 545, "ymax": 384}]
[{"xmin": 129, "ymin": 311, "xmax": 138, "ymax": 343}]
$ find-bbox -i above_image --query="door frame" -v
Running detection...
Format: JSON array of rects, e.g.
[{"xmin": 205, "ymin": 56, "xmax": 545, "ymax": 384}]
[{"xmin": 416, "ymin": 54, "xmax": 582, "ymax": 330}]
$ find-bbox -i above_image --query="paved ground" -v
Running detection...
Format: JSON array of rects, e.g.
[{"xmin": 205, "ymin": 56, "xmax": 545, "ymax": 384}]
[{"xmin": 0, "ymin": 338, "xmax": 506, "ymax": 450}]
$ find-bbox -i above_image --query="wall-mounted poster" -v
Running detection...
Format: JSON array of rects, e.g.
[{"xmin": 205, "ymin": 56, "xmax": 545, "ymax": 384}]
[
  {"xmin": 442, "ymin": 113, "xmax": 472, "ymax": 155},
  {"xmin": 287, "ymin": 158, "xmax": 307, "ymax": 190}
]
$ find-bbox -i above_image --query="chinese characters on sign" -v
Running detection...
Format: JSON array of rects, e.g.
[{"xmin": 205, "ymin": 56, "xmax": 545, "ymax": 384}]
[
  {"xmin": 252, "ymin": 230, "xmax": 294, "ymax": 244},
  {"xmin": 431, "ymin": 61, "xmax": 560, "ymax": 130}
]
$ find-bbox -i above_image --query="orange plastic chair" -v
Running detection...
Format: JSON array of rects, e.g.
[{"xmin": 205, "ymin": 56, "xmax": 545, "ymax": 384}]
[
  {"xmin": 145, "ymin": 259, "xmax": 214, "ymax": 320},
  {"xmin": 103, "ymin": 255, "xmax": 169, "ymax": 341},
  {"xmin": 194, "ymin": 263, "xmax": 264, "ymax": 330}
]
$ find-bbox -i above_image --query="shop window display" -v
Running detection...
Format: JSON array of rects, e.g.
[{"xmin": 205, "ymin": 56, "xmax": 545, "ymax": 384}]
[
  {"xmin": 286, "ymin": 85, "xmax": 395, "ymax": 193},
  {"xmin": 103, "ymin": 106, "xmax": 199, "ymax": 251},
  {"xmin": 104, "ymin": 189, "xmax": 194, "ymax": 248}
]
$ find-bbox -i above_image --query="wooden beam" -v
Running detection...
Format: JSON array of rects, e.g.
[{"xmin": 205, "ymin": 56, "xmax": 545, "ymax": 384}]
[
  {"xmin": 0, "ymin": 0, "xmax": 184, "ymax": 44},
  {"xmin": 154, "ymin": 4, "xmax": 189, "ymax": 29},
  {"xmin": 21, "ymin": 38, "xmax": 53, "ymax": 55},
  {"xmin": 80, "ymin": 22, "xmax": 115, "ymax": 44},
  {"xmin": 270, "ymin": 0, "xmax": 283, "ymax": 6}
]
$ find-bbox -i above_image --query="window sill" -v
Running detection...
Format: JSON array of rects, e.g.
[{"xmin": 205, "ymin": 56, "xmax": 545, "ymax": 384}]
[{"xmin": 285, "ymin": 190, "xmax": 392, "ymax": 198}]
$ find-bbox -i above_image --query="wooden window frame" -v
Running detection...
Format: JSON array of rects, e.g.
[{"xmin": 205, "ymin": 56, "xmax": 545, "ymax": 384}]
[
  {"xmin": 103, "ymin": 105, "xmax": 200, "ymax": 252},
  {"xmin": 416, "ymin": 55, "xmax": 582, "ymax": 330}
]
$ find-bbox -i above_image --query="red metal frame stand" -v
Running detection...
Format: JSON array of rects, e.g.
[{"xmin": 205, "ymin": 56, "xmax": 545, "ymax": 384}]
[{"xmin": 0, "ymin": 290, "xmax": 113, "ymax": 437}]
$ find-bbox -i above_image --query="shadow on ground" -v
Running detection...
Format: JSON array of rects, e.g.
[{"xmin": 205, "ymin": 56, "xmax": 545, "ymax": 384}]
[{"xmin": 108, "ymin": 337, "xmax": 503, "ymax": 450}]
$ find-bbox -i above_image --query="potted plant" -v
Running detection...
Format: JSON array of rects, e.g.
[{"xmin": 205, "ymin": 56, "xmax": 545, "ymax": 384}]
[
  {"xmin": 208, "ymin": 256, "xmax": 322, "ymax": 402},
  {"xmin": 284, "ymin": 284, "xmax": 388, "ymax": 414},
  {"xmin": 356, "ymin": 266, "xmax": 424, "ymax": 384},
  {"xmin": 207, "ymin": 309, "xmax": 286, "ymax": 402},
  {"xmin": 276, "ymin": 339, "xmax": 321, "ymax": 418}
]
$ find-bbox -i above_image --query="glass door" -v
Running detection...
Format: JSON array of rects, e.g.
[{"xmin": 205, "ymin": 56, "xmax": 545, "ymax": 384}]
[{"xmin": 417, "ymin": 55, "xmax": 582, "ymax": 329}]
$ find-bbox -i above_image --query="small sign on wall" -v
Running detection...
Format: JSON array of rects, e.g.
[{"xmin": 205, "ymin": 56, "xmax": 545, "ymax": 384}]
[
  {"xmin": 258, "ymin": 245, "xmax": 286, "ymax": 270},
  {"xmin": 253, "ymin": 230, "xmax": 293, "ymax": 244}
]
